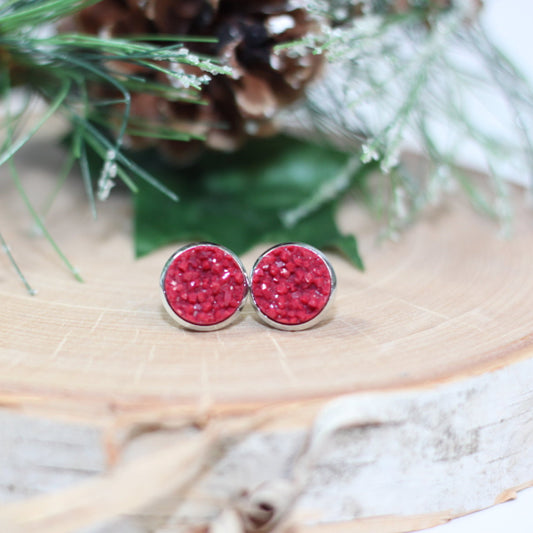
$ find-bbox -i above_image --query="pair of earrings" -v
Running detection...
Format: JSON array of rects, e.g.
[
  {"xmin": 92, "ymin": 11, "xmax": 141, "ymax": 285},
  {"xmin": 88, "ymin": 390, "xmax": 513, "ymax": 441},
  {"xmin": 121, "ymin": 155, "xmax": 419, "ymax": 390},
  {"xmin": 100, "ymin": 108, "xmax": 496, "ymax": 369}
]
[{"xmin": 160, "ymin": 242, "xmax": 336, "ymax": 331}]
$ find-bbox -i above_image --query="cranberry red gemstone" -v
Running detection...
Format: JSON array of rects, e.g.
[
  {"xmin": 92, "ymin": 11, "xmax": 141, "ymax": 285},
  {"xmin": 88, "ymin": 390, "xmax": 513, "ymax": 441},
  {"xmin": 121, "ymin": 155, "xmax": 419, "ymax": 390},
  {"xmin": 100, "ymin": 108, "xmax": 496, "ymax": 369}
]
[
  {"xmin": 251, "ymin": 244, "xmax": 333, "ymax": 327},
  {"xmin": 162, "ymin": 244, "xmax": 247, "ymax": 328}
]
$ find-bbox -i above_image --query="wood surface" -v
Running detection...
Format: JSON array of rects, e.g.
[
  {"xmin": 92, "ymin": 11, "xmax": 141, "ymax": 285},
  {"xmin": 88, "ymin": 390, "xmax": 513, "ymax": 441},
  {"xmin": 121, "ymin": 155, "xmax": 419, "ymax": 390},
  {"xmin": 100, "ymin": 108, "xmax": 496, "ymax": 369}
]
[{"xmin": 1, "ymin": 129, "xmax": 533, "ymax": 532}]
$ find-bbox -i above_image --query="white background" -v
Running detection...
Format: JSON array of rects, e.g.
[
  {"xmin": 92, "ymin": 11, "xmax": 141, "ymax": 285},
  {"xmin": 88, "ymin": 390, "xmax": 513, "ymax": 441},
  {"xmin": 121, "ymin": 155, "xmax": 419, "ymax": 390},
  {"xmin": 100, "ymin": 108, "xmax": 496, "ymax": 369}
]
[
  {"xmin": 421, "ymin": 486, "xmax": 533, "ymax": 533},
  {"xmin": 482, "ymin": 0, "xmax": 533, "ymax": 82}
]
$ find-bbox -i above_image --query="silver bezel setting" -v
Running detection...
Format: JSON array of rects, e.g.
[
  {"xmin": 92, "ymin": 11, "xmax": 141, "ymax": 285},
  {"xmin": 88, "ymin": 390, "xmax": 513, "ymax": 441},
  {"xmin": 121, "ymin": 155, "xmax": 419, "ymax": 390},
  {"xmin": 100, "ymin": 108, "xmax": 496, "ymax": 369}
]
[
  {"xmin": 160, "ymin": 242, "xmax": 248, "ymax": 332},
  {"xmin": 249, "ymin": 242, "xmax": 337, "ymax": 331}
]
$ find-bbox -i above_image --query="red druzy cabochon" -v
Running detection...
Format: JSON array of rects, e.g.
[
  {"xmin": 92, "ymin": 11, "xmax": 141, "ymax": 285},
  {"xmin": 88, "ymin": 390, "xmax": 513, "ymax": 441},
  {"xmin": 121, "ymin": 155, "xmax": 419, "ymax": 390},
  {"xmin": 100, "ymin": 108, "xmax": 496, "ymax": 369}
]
[
  {"xmin": 162, "ymin": 244, "xmax": 247, "ymax": 328},
  {"xmin": 251, "ymin": 243, "xmax": 334, "ymax": 329}
]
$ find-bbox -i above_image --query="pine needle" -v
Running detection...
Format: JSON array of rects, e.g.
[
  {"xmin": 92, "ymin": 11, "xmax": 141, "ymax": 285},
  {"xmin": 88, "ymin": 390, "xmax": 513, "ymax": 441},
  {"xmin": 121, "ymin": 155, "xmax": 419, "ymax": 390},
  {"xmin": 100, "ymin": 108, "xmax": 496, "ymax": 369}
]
[
  {"xmin": 469, "ymin": 25, "xmax": 533, "ymax": 189},
  {"xmin": 0, "ymin": 81, "xmax": 70, "ymax": 167},
  {"xmin": 0, "ymin": 229, "xmax": 36, "ymax": 295},
  {"xmin": 79, "ymin": 138, "xmax": 97, "ymax": 219},
  {"xmin": 281, "ymin": 3, "xmax": 533, "ymax": 232},
  {"xmin": 7, "ymin": 156, "xmax": 84, "ymax": 282},
  {"xmin": 2, "ymin": 82, "xmax": 83, "ymax": 282},
  {"xmin": 76, "ymin": 118, "xmax": 179, "ymax": 201},
  {"xmin": 40, "ymin": 148, "xmax": 76, "ymax": 217},
  {"xmin": 1, "ymin": 0, "xmax": 224, "ymax": 210}
]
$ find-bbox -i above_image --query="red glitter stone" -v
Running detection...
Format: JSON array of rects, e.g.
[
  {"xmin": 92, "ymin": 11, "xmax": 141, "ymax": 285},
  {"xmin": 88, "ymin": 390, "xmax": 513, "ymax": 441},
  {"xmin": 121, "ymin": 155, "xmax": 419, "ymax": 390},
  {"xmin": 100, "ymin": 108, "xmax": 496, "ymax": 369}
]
[
  {"xmin": 163, "ymin": 244, "xmax": 247, "ymax": 327},
  {"xmin": 251, "ymin": 244, "xmax": 332, "ymax": 326}
]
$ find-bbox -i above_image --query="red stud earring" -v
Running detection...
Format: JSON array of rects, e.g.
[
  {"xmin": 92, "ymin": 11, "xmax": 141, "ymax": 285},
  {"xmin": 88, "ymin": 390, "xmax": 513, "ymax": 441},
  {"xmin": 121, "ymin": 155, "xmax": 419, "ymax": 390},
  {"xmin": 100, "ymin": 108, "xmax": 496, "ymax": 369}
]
[
  {"xmin": 249, "ymin": 243, "xmax": 336, "ymax": 331},
  {"xmin": 160, "ymin": 243, "xmax": 248, "ymax": 331}
]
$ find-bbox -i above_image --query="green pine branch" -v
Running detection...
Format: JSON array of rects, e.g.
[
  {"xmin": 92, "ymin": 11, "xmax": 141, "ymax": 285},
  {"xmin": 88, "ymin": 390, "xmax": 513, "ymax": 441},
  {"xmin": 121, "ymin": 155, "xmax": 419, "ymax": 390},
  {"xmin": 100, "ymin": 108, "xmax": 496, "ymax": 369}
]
[
  {"xmin": 0, "ymin": 0, "xmax": 233, "ymax": 291},
  {"xmin": 279, "ymin": 2, "xmax": 533, "ymax": 236}
]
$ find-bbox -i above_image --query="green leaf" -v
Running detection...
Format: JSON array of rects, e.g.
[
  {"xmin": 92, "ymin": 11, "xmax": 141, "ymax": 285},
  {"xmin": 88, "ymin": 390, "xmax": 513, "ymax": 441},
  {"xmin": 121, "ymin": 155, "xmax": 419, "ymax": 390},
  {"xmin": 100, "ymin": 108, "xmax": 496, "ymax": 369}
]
[{"xmin": 134, "ymin": 136, "xmax": 367, "ymax": 268}]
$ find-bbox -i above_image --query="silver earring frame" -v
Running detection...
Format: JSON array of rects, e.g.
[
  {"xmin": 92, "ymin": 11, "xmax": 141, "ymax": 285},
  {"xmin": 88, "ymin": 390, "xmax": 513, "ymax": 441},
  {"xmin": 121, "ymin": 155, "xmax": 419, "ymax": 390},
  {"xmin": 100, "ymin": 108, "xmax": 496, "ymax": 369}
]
[
  {"xmin": 249, "ymin": 242, "xmax": 336, "ymax": 331},
  {"xmin": 160, "ymin": 242, "xmax": 249, "ymax": 332}
]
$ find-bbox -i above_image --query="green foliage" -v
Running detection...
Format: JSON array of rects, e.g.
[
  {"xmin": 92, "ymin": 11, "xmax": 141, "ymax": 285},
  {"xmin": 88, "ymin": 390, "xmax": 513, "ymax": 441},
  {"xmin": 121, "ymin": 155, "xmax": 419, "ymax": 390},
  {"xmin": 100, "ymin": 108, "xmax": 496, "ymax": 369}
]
[
  {"xmin": 0, "ymin": 0, "xmax": 231, "ymax": 290},
  {"xmin": 134, "ymin": 136, "xmax": 370, "ymax": 269},
  {"xmin": 0, "ymin": 0, "xmax": 98, "ymax": 32},
  {"xmin": 282, "ymin": 2, "xmax": 533, "ymax": 237},
  {"xmin": 0, "ymin": 0, "xmax": 231, "ymax": 200}
]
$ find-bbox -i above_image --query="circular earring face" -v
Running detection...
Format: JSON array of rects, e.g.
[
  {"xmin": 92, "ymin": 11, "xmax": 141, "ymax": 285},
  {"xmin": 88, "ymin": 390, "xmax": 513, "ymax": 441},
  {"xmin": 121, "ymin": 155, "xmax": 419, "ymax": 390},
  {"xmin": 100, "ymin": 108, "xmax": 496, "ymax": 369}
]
[
  {"xmin": 250, "ymin": 243, "xmax": 336, "ymax": 331},
  {"xmin": 160, "ymin": 243, "xmax": 248, "ymax": 331}
]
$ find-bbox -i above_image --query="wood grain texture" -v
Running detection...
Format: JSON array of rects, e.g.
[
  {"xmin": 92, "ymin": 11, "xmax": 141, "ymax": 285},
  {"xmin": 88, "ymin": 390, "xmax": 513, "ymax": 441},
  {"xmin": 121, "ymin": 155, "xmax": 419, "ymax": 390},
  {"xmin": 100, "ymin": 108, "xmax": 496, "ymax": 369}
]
[{"xmin": 1, "ymin": 130, "xmax": 533, "ymax": 532}]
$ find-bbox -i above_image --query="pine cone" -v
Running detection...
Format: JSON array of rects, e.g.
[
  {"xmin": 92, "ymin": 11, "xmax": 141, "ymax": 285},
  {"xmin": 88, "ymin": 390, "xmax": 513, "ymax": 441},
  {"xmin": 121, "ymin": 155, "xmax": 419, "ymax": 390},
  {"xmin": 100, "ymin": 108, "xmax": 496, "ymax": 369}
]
[{"xmin": 70, "ymin": 0, "xmax": 323, "ymax": 162}]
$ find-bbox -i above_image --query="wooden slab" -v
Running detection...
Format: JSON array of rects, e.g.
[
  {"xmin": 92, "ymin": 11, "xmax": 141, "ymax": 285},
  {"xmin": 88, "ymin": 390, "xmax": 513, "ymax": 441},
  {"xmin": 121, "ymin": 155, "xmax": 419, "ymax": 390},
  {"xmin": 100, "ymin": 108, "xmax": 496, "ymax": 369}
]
[{"xmin": 0, "ymin": 132, "xmax": 533, "ymax": 532}]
